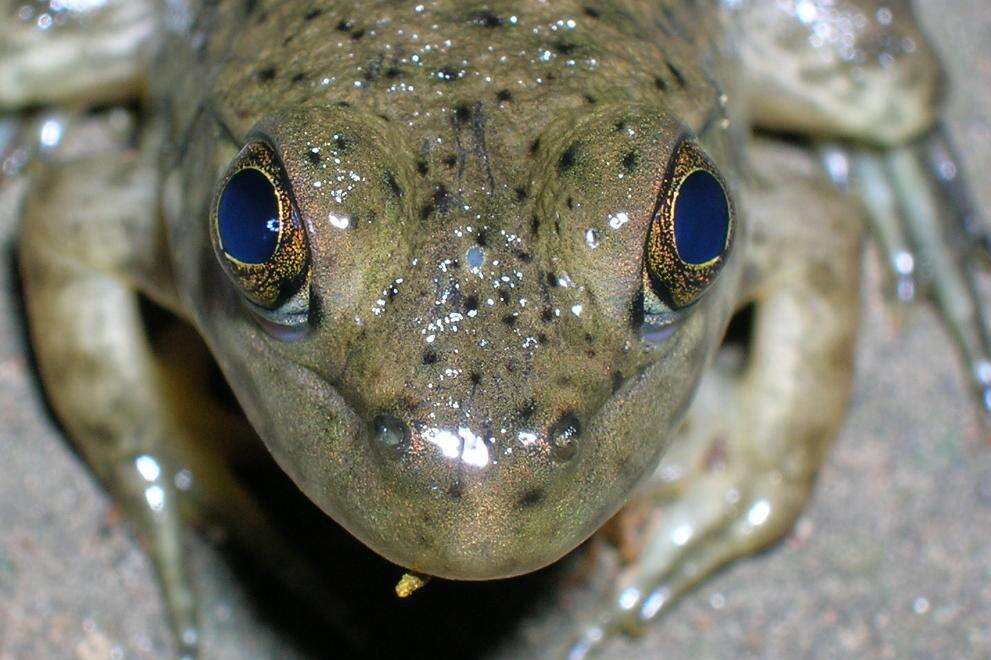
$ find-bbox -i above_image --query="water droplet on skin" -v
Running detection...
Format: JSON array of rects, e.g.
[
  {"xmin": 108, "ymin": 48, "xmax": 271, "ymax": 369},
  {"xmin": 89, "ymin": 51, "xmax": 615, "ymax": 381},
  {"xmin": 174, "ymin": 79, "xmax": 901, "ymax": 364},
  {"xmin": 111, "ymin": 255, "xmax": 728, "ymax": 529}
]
[
  {"xmin": 549, "ymin": 413, "xmax": 581, "ymax": 462},
  {"xmin": 585, "ymin": 228, "xmax": 600, "ymax": 249},
  {"xmin": 467, "ymin": 245, "xmax": 485, "ymax": 269}
]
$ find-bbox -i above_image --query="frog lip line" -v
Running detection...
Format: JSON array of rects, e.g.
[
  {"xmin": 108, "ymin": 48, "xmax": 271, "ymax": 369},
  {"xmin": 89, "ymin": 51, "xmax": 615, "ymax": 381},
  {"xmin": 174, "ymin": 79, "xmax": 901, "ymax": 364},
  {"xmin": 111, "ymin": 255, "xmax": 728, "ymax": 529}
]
[{"xmin": 251, "ymin": 314, "xmax": 687, "ymax": 473}]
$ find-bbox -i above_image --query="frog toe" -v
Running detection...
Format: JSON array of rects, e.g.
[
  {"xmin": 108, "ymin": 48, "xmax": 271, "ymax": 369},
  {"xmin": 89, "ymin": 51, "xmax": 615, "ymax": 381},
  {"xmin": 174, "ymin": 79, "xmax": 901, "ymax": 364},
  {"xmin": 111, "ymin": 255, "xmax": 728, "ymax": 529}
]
[
  {"xmin": 566, "ymin": 469, "xmax": 809, "ymax": 659},
  {"xmin": 874, "ymin": 132, "xmax": 991, "ymax": 427}
]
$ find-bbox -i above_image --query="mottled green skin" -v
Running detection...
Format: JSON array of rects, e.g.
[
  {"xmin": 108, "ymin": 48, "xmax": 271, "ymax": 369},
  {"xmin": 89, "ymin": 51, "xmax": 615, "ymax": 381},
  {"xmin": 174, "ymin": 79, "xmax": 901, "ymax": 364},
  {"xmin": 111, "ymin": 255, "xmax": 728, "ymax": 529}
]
[{"xmin": 159, "ymin": 0, "xmax": 743, "ymax": 578}]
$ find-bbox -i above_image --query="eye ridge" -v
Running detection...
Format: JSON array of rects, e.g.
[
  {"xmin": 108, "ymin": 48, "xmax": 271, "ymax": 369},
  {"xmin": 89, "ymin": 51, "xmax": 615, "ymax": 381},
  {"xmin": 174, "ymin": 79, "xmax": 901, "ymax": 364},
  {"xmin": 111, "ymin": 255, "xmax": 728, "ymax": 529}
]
[
  {"xmin": 211, "ymin": 140, "xmax": 310, "ymax": 309},
  {"xmin": 644, "ymin": 139, "xmax": 734, "ymax": 309}
]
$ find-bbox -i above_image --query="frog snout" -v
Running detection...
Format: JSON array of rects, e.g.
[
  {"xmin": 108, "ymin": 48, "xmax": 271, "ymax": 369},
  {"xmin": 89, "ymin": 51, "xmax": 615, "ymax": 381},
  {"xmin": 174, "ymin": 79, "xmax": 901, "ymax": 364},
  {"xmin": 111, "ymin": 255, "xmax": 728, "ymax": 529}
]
[{"xmin": 347, "ymin": 400, "xmax": 617, "ymax": 580}]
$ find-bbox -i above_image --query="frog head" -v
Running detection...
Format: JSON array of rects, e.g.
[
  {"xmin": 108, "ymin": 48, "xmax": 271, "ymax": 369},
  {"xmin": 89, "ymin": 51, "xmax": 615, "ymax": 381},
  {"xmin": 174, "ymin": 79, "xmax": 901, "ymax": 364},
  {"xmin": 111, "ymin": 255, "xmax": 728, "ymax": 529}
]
[{"xmin": 174, "ymin": 2, "xmax": 743, "ymax": 579}]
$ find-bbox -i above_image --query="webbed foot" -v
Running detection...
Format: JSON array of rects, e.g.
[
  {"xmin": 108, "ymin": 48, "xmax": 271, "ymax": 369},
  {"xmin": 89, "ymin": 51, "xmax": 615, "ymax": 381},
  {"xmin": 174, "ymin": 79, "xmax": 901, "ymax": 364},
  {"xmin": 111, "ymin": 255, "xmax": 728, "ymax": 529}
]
[{"xmin": 827, "ymin": 128, "xmax": 991, "ymax": 427}]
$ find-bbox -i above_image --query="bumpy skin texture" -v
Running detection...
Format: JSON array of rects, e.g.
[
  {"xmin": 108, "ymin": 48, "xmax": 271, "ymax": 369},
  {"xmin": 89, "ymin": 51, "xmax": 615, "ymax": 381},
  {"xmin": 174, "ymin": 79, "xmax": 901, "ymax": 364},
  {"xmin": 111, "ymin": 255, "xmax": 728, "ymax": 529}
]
[
  {"xmin": 9, "ymin": 0, "xmax": 983, "ymax": 655},
  {"xmin": 159, "ymin": 0, "xmax": 746, "ymax": 579}
]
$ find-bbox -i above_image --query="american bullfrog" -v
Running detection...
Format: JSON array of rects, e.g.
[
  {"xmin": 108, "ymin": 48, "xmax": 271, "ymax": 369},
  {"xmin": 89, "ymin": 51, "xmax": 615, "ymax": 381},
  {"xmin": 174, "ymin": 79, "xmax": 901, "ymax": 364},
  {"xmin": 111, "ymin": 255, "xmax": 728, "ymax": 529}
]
[{"xmin": 3, "ymin": 0, "xmax": 988, "ymax": 656}]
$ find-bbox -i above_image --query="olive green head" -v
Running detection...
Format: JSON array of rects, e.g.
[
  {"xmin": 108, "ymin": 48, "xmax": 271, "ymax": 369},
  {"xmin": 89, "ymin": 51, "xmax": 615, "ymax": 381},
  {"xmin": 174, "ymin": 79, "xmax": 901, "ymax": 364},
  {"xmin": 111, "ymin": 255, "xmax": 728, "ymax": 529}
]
[{"xmin": 169, "ymin": 0, "xmax": 742, "ymax": 579}]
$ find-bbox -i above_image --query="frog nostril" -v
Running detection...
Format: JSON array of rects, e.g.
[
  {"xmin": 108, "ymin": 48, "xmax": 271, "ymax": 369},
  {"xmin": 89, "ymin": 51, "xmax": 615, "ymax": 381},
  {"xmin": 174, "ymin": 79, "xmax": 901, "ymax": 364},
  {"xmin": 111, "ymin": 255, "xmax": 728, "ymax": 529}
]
[
  {"xmin": 373, "ymin": 413, "xmax": 409, "ymax": 454},
  {"xmin": 548, "ymin": 412, "xmax": 581, "ymax": 463}
]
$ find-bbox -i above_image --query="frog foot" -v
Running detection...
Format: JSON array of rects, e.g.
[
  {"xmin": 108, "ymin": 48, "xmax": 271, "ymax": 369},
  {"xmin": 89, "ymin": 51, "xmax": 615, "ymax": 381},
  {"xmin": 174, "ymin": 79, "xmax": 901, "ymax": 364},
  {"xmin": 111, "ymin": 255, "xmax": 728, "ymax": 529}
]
[
  {"xmin": 567, "ymin": 455, "xmax": 811, "ymax": 659},
  {"xmin": 823, "ymin": 128, "xmax": 991, "ymax": 428}
]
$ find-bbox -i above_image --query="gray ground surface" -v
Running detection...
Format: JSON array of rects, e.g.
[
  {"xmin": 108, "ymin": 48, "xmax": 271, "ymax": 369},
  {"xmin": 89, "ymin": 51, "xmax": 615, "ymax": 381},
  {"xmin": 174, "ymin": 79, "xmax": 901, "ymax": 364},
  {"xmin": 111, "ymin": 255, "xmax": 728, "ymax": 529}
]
[{"xmin": 2, "ymin": 2, "xmax": 990, "ymax": 659}]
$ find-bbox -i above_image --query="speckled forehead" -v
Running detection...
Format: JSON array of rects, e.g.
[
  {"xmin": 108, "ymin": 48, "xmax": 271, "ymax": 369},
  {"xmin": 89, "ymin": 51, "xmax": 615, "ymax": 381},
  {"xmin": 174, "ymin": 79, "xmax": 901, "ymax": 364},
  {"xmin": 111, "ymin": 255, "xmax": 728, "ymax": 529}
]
[{"xmin": 212, "ymin": 0, "xmax": 724, "ymax": 142}]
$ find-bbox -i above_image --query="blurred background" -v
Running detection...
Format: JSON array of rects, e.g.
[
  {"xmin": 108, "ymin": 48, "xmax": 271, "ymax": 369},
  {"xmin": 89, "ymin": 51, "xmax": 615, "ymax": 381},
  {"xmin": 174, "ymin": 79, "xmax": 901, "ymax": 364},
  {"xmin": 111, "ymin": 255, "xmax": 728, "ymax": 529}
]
[{"xmin": 1, "ymin": 1, "xmax": 989, "ymax": 658}]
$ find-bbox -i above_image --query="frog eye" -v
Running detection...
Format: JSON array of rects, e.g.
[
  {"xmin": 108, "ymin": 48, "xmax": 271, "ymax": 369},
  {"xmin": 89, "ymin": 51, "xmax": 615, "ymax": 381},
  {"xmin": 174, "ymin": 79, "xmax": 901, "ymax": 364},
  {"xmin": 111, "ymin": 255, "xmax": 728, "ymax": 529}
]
[
  {"xmin": 645, "ymin": 140, "xmax": 734, "ymax": 309},
  {"xmin": 211, "ymin": 140, "xmax": 309, "ymax": 309}
]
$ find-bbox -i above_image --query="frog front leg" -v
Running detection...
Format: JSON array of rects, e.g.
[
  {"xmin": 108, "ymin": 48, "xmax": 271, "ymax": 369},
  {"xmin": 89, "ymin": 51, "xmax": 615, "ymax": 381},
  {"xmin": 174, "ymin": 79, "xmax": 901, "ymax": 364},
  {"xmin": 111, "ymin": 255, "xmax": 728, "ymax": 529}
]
[
  {"xmin": 568, "ymin": 137, "xmax": 863, "ymax": 658},
  {"xmin": 738, "ymin": 0, "xmax": 991, "ymax": 421},
  {"xmin": 18, "ymin": 145, "xmax": 200, "ymax": 657}
]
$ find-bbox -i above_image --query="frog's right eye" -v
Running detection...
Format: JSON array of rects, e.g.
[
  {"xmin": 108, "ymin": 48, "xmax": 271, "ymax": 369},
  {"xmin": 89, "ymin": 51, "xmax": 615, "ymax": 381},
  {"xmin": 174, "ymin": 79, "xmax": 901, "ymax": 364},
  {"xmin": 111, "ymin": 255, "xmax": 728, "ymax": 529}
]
[{"xmin": 211, "ymin": 140, "xmax": 309, "ymax": 310}]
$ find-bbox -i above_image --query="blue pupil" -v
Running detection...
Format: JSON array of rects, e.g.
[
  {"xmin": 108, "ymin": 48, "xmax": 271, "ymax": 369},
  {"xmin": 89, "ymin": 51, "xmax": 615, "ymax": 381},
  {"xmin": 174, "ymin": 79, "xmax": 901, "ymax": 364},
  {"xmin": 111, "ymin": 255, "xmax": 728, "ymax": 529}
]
[
  {"xmin": 673, "ymin": 170, "xmax": 729, "ymax": 265},
  {"xmin": 217, "ymin": 168, "xmax": 281, "ymax": 264}
]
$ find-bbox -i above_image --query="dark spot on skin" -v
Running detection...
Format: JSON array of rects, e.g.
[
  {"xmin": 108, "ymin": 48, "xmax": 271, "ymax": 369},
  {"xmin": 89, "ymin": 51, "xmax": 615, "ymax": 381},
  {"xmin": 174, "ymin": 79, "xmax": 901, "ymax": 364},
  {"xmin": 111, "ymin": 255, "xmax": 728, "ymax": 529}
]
[
  {"xmin": 351, "ymin": 28, "xmax": 366, "ymax": 40},
  {"xmin": 537, "ymin": 332, "xmax": 548, "ymax": 345},
  {"xmin": 583, "ymin": 94, "xmax": 597, "ymax": 105},
  {"xmin": 432, "ymin": 185, "xmax": 452, "ymax": 214},
  {"xmin": 496, "ymin": 89, "xmax": 513, "ymax": 103},
  {"xmin": 419, "ymin": 203, "xmax": 435, "ymax": 220},
  {"xmin": 416, "ymin": 159, "xmax": 429, "ymax": 175},
  {"xmin": 501, "ymin": 314, "xmax": 518, "ymax": 327},
  {"xmin": 385, "ymin": 66, "xmax": 403, "ymax": 79},
  {"xmin": 667, "ymin": 62, "xmax": 686, "ymax": 87},
  {"xmin": 384, "ymin": 171, "xmax": 403, "ymax": 198},
  {"xmin": 529, "ymin": 138, "xmax": 541, "ymax": 155},
  {"xmin": 442, "ymin": 154, "xmax": 458, "ymax": 168},
  {"xmin": 469, "ymin": 372, "xmax": 482, "ymax": 386},
  {"xmin": 422, "ymin": 350, "xmax": 438, "ymax": 365},
  {"xmin": 498, "ymin": 289, "xmax": 511, "ymax": 305},
  {"xmin": 559, "ymin": 143, "xmax": 578, "ymax": 171},
  {"xmin": 611, "ymin": 370, "xmax": 624, "ymax": 393},
  {"xmin": 530, "ymin": 216, "xmax": 540, "ymax": 234},
  {"xmin": 454, "ymin": 102, "xmax": 472, "ymax": 123},
  {"xmin": 541, "ymin": 308, "xmax": 554, "ymax": 323},
  {"xmin": 518, "ymin": 489, "xmax": 545, "ymax": 508},
  {"xmin": 514, "ymin": 250, "xmax": 532, "ymax": 263},
  {"xmin": 306, "ymin": 150, "xmax": 321, "ymax": 165},
  {"xmin": 334, "ymin": 134, "xmax": 350, "ymax": 152},
  {"xmin": 518, "ymin": 400, "xmax": 536, "ymax": 420},
  {"xmin": 447, "ymin": 482, "xmax": 463, "ymax": 499},
  {"xmin": 336, "ymin": 19, "xmax": 353, "ymax": 32},
  {"xmin": 566, "ymin": 196, "xmax": 574, "ymax": 210},
  {"xmin": 654, "ymin": 75, "xmax": 669, "ymax": 92},
  {"xmin": 555, "ymin": 42, "xmax": 577, "ymax": 56},
  {"xmin": 583, "ymin": 6, "xmax": 601, "ymax": 19},
  {"xmin": 335, "ymin": 101, "xmax": 351, "ymax": 108},
  {"xmin": 514, "ymin": 186, "xmax": 528, "ymax": 202},
  {"xmin": 545, "ymin": 272, "xmax": 558, "ymax": 287},
  {"xmin": 471, "ymin": 10, "xmax": 504, "ymax": 28},
  {"xmin": 475, "ymin": 229, "xmax": 488, "ymax": 246},
  {"xmin": 244, "ymin": 0, "xmax": 257, "ymax": 15},
  {"xmin": 622, "ymin": 151, "xmax": 637, "ymax": 173},
  {"xmin": 464, "ymin": 295, "xmax": 479, "ymax": 313},
  {"xmin": 257, "ymin": 67, "xmax": 276, "ymax": 82},
  {"xmin": 614, "ymin": 119, "xmax": 627, "ymax": 132},
  {"xmin": 304, "ymin": 8, "xmax": 322, "ymax": 20},
  {"xmin": 291, "ymin": 72, "xmax": 306, "ymax": 84}
]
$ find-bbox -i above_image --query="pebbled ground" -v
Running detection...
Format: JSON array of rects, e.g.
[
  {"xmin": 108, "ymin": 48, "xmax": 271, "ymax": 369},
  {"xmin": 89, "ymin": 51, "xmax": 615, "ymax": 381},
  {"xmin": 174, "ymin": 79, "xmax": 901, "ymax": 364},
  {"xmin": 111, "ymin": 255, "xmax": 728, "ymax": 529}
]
[{"xmin": 1, "ymin": 2, "xmax": 989, "ymax": 658}]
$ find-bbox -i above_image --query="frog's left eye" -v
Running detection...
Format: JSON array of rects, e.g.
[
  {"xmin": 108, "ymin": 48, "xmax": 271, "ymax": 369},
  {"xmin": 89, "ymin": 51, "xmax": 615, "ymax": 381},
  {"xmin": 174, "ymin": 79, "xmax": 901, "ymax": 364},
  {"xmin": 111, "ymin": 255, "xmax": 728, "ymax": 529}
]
[
  {"xmin": 211, "ymin": 140, "xmax": 309, "ymax": 310},
  {"xmin": 644, "ymin": 139, "xmax": 735, "ymax": 309}
]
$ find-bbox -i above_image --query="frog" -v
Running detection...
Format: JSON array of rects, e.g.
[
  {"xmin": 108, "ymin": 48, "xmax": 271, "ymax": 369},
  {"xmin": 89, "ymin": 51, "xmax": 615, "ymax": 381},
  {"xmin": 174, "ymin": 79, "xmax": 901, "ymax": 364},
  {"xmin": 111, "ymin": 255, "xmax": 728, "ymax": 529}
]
[{"xmin": 3, "ymin": 0, "xmax": 989, "ymax": 657}]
